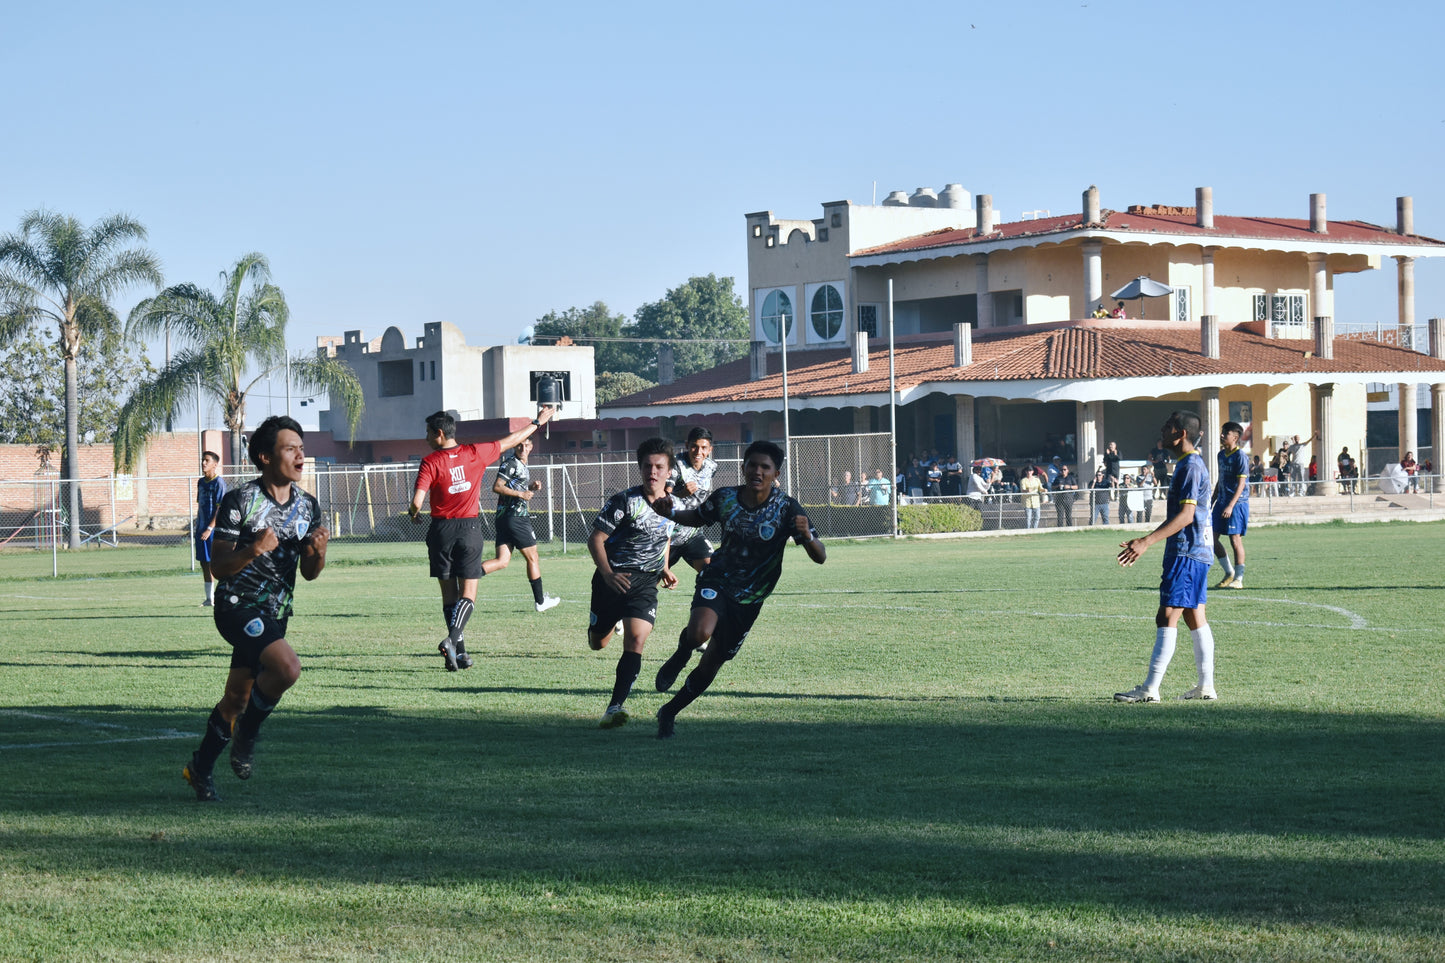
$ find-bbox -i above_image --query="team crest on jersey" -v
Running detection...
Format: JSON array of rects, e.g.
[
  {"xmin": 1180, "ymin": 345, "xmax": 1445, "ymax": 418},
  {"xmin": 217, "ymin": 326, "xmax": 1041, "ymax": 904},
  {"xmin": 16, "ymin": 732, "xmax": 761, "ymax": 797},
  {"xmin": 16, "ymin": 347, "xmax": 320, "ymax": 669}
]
[
  {"xmin": 243, "ymin": 617, "xmax": 265, "ymax": 638},
  {"xmin": 229, "ymin": 509, "xmax": 240, "ymax": 523},
  {"xmin": 700, "ymin": 588, "xmax": 718, "ymax": 600},
  {"xmin": 296, "ymin": 519, "xmax": 309, "ymax": 539},
  {"xmin": 759, "ymin": 523, "xmax": 776, "ymax": 540}
]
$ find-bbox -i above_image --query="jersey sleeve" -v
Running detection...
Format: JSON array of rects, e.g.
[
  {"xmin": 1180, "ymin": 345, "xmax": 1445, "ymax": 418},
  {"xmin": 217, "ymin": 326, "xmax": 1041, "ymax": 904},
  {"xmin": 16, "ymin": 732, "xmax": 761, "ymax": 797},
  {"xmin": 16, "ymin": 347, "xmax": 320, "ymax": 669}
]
[
  {"xmin": 212, "ymin": 488, "xmax": 245, "ymax": 542},
  {"xmin": 414, "ymin": 457, "xmax": 437, "ymax": 493},
  {"xmin": 789, "ymin": 496, "xmax": 818, "ymax": 544},
  {"xmin": 695, "ymin": 488, "xmax": 723, "ymax": 526},
  {"xmin": 593, "ymin": 491, "xmax": 626, "ymax": 535}
]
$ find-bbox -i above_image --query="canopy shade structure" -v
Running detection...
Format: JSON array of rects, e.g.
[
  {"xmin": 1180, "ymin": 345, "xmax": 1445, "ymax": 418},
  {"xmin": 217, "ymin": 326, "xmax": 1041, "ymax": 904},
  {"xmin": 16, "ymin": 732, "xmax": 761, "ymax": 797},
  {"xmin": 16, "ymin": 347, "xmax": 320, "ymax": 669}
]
[{"xmin": 1109, "ymin": 276, "xmax": 1174, "ymax": 318}]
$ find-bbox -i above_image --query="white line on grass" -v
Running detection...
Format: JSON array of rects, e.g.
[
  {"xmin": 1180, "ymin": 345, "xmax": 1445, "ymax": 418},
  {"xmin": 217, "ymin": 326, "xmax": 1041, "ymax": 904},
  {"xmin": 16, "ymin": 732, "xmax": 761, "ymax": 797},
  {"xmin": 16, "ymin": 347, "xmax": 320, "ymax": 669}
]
[{"xmin": 0, "ymin": 709, "xmax": 196, "ymax": 751}]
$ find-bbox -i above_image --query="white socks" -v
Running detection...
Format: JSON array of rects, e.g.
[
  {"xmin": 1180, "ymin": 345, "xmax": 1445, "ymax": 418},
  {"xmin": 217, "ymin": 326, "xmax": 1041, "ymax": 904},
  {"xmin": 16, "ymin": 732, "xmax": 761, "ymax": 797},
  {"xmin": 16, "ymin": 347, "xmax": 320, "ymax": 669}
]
[
  {"xmin": 1144, "ymin": 627, "xmax": 1176, "ymax": 692},
  {"xmin": 1191, "ymin": 625, "xmax": 1215, "ymax": 689}
]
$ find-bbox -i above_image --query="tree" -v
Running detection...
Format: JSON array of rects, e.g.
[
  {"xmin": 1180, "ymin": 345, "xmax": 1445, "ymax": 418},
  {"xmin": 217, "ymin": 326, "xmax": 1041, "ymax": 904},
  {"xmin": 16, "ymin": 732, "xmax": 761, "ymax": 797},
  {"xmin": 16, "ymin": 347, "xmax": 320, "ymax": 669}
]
[
  {"xmin": 595, "ymin": 370, "xmax": 656, "ymax": 405},
  {"xmin": 0, "ymin": 211, "xmax": 163, "ymax": 547},
  {"xmin": 630, "ymin": 274, "xmax": 749, "ymax": 381},
  {"xmin": 532, "ymin": 302, "xmax": 640, "ymax": 376},
  {"xmin": 114, "ymin": 253, "xmax": 363, "ymax": 473},
  {"xmin": 0, "ymin": 324, "xmax": 155, "ymax": 446}
]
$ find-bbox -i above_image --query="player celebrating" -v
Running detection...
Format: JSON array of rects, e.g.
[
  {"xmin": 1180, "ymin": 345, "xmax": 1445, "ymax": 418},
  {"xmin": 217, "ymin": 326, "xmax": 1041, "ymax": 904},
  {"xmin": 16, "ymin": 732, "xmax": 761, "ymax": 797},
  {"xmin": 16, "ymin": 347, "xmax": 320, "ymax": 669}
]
[
  {"xmin": 195, "ymin": 450, "xmax": 227, "ymax": 606},
  {"xmin": 482, "ymin": 437, "xmax": 560, "ymax": 612},
  {"xmin": 1212, "ymin": 420, "xmax": 1249, "ymax": 590},
  {"xmin": 587, "ymin": 438, "xmax": 679, "ymax": 728},
  {"xmin": 651, "ymin": 440, "xmax": 827, "ymax": 738},
  {"xmin": 182, "ymin": 416, "xmax": 327, "ymax": 802},
  {"xmin": 1114, "ymin": 410, "xmax": 1218, "ymax": 703},
  {"xmin": 665, "ymin": 426, "xmax": 719, "ymax": 573},
  {"xmin": 409, "ymin": 406, "xmax": 554, "ymax": 672}
]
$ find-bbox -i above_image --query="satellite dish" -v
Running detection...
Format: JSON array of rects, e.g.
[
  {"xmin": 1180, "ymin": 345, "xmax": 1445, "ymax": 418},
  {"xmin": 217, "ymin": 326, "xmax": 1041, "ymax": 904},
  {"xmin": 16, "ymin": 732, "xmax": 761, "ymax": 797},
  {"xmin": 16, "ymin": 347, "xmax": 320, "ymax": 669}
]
[{"xmin": 518, "ymin": 325, "xmax": 535, "ymax": 345}]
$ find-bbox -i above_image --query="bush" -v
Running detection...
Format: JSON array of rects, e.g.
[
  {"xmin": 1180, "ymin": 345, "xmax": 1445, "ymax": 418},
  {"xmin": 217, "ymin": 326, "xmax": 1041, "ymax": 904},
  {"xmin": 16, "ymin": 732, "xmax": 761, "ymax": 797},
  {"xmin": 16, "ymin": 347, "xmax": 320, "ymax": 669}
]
[{"xmin": 897, "ymin": 501, "xmax": 983, "ymax": 535}]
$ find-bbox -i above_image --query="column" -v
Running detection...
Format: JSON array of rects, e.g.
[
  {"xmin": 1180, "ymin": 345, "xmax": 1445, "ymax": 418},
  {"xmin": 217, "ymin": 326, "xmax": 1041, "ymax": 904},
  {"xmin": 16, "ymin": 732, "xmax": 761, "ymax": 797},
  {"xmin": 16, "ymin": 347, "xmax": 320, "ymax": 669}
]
[
  {"xmin": 1075, "ymin": 400, "xmax": 1101, "ymax": 475},
  {"xmin": 1398, "ymin": 255, "xmax": 1417, "ymax": 459},
  {"xmin": 1431, "ymin": 319, "xmax": 1444, "ymax": 487},
  {"xmin": 1308, "ymin": 253, "xmax": 1329, "ymax": 333},
  {"xmin": 1312, "ymin": 383, "xmax": 1334, "ymax": 496},
  {"xmin": 954, "ymin": 396, "xmax": 976, "ymax": 467},
  {"xmin": 1200, "ymin": 247, "xmax": 1216, "ymax": 318},
  {"xmin": 1082, "ymin": 241, "xmax": 1103, "ymax": 317},
  {"xmin": 975, "ymin": 254, "xmax": 993, "ymax": 329},
  {"xmin": 1200, "ymin": 388, "xmax": 1220, "ymax": 491}
]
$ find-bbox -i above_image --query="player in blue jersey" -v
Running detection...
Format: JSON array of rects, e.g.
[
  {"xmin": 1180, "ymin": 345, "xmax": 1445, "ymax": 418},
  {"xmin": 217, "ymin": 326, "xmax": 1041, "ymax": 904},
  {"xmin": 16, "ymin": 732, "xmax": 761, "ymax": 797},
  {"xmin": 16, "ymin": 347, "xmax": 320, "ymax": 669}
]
[
  {"xmin": 587, "ymin": 437, "xmax": 678, "ymax": 728},
  {"xmin": 195, "ymin": 451, "xmax": 228, "ymax": 606},
  {"xmin": 1114, "ymin": 411, "xmax": 1218, "ymax": 703},
  {"xmin": 1211, "ymin": 421, "xmax": 1250, "ymax": 590},
  {"xmin": 650, "ymin": 440, "xmax": 827, "ymax": 738}
]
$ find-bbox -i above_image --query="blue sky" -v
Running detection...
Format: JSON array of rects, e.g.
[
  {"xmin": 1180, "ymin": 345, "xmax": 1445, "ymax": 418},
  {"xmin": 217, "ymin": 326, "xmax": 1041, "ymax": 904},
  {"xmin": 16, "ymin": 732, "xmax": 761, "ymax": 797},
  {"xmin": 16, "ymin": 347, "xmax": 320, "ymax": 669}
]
[{"xmin": 5, "ymin": 0, "xmax": 1443, "ymax": 423}]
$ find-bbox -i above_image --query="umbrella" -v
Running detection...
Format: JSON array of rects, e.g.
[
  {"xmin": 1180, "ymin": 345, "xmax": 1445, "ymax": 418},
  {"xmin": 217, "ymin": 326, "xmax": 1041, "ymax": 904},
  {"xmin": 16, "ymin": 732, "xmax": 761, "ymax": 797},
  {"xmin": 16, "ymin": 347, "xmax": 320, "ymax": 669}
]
[
  {"xmin": 1109, "ymin": 275, "xmax": 1174, "ymax": 319},
  {"xmin": 972, "ymin": 457, "xmax": 1006, "ymax": 468}
]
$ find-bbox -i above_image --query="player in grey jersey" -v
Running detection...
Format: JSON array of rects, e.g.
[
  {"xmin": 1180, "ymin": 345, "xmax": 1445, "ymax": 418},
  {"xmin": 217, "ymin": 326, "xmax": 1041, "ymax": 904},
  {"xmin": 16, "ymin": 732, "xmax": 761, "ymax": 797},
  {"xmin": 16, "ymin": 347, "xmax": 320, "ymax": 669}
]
[{"xmin": 666, "ymin": 427, "xmax": 718, "ymax": 573}]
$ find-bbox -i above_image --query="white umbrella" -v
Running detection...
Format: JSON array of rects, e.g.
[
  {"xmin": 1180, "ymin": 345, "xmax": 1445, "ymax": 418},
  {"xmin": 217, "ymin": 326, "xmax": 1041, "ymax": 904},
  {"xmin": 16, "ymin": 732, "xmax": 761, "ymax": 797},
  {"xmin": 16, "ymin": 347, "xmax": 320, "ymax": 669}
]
[{"xmin": 1109, "ymin": 276, "xmax": 1174, "ymax": 318}]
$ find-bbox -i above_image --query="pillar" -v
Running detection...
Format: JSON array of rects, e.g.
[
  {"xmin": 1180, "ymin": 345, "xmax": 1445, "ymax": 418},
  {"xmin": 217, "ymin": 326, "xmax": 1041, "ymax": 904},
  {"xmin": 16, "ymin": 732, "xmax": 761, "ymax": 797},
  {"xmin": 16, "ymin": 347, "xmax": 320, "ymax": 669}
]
[
  {"xmin": 1200, "ymin": 388, "xmax": 1221, "ymax": 490},
  {"xmin": 1430, "ymin": 318, "xmax": 1443, "ymax": 475},
  {"xmin": 954, "ymin": 396, "xmax": 976, "ymax": 467},
  {"xmin": 1082, "ymin": 241, "xmax": 1103, "ymax": 317},
  {"xmin": 1075, "ymin": 400, "xmax": 1101, "ymax": 475},
  {"xmin": 975, "ymin": 254, "xmax": 993, "ymax": 329},
  {"xmin": 1201, "ymin": 247, "xmax": 1216, "ymax": 317},
  {"xmin": 1312, "ymin": 383, "xmax": 1334, "ymax": 496},
  {"xmin": 1398, "ymin": 255, "xmax": 1417, "ymax": 458},
  {"xmin": 1308, "ymin": 253, "xmax": 1329, "ymax": 330}
]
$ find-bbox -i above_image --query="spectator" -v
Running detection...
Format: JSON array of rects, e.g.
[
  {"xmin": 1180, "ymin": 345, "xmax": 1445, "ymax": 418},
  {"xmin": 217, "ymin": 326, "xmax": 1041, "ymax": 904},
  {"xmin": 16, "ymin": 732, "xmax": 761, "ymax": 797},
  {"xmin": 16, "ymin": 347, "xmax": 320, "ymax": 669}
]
[
  {"xmin": 1045, "ymin": 456, "xmax": 1062, "ymax": 488},
  {"xmin": 1337, "ymin": 447, "xmax": 1358, "ymax": 494},
  {"xmin": 1052, "ymin": 464, "xmax": 1080, "ymax": 527},
  {"xmin": 941, "ymin": 453, "xmax": 964, "ymax": 496},
  {"xmin": 1102, "ymin": 441, "xmax": 1122, "ymax": 487},
  {"xmin": 1148, "ymin": 440, "xmax": 1171, "ymax": 495},
  {"xmin": 925, "ymin": 460, "xmax": 943, "ymax": 497},
  {"xmin": 1089, "ymin": 468, "xmax": 1113, "ymax": 525},
  {"xmin": 830, "ymin": 470, "xmax": 862, "ymax": 506},
  {"xmin": 1121, "ymin": 474, "xmax": 1148, "ymax": 525},
  {"xmin": 867, "ymin": 468, "xmax": 893, "ymax": 506},
  {"xmin": 905, "ymin": 458, "xmax": 928, "ymax": 497},
  {"xmin": 965, "ymin": 465, "xmax": 991, "ymax": 505},
  {"xmin": 1110, "ymin": 301, "xmax": 1128, "ymax": 318},
  {"xmin": 1019, "ymin": 466, "xmax": 1045, "ymax": 529},
  {"xmin": 1401, "ymin": 451, "xmax": 1419, "ymax": 493},
  {"xmin": 1285, "ymin": 433, "xmax": 1316, "ymax": 496}
]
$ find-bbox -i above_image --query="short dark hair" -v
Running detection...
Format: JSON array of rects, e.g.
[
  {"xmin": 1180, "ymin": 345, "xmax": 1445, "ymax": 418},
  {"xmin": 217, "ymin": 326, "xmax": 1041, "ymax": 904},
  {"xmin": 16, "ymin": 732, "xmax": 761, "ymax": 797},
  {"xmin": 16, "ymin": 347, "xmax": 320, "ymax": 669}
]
[
  {"xmin": 249, "ymin": 415, "xmax": 303, "ymax": 468},
  {"xmin": 686, "ymin": 426, "xmax": 713, "ymax": 445},
  {"xmin": 1221, "ymin": 421, "xmax": 1244, "ymax": 436},
  {"xmin": 201, "ymin": 450, "xmax": 220, "ymax": 464},
  {"xmin": 1168, "ymin": 409, "xmax": 1202, "ymax": 440},
  {"xmin": 425, "ymin": 410, "xmax": 456, "ymax": 440},
  {"xmin": 636, "ymin": 436, "xmax": 675, "ymax": 468},
  {"xmin": 743, "ymin": 440, "xmax": 784, "ymax": 470}
]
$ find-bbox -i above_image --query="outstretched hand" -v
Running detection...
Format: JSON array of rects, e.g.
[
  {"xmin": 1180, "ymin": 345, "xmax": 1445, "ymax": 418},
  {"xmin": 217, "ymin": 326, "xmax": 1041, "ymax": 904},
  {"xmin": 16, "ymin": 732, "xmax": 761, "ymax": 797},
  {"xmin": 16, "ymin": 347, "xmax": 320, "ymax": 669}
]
[{"xmin": 1117, "ymin": 537, "xmax": 1147, "ymax": 567}]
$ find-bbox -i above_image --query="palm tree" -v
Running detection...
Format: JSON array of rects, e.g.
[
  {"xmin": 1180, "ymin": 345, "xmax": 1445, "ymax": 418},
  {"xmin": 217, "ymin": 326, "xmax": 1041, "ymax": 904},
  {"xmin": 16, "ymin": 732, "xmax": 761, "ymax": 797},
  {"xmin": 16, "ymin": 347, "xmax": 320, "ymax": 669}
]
[
  {"xmin": 114, "ymin": 252, "xmax": 363, "ymax": 473},
  {"xmin": 0, "ymin": 211, "xmax": 163, "ymax": 548}
]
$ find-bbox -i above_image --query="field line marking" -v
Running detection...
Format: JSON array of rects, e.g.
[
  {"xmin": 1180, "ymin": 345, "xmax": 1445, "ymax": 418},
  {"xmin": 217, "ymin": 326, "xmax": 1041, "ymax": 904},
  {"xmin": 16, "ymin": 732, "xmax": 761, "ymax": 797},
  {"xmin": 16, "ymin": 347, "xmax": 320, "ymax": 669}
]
[{"xmin": 0, "ymin": 709, "xmax": 197, "ymax": 751}]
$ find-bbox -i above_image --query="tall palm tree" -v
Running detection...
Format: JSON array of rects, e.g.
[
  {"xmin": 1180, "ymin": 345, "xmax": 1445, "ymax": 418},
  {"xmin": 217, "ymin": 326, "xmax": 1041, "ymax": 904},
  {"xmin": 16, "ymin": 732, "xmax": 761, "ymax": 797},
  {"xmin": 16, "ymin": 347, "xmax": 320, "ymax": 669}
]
[
  {"xmin": 0, "ymin": 211, "xmax": 163, "ymax": 548},
  {"xmin": 114, "ymin": 252, "xmax": 363, "ymax": 473}
]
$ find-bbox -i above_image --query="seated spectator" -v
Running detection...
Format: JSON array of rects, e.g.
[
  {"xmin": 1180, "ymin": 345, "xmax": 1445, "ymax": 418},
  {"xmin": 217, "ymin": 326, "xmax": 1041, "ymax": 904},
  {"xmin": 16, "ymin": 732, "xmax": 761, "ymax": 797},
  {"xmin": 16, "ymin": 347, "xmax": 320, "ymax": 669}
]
[{"xmin": 1109, "ymin": 301, "xmax": 1128, "ymax": 319}]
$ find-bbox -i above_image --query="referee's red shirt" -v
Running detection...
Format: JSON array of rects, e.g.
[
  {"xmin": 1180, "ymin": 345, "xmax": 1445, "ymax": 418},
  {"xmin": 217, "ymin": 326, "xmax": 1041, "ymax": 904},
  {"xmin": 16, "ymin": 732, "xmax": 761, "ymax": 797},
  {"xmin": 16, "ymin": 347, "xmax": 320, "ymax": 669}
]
[{"xmin": 414, "ymin": 442, "xmax": 503, "ymax": 518}]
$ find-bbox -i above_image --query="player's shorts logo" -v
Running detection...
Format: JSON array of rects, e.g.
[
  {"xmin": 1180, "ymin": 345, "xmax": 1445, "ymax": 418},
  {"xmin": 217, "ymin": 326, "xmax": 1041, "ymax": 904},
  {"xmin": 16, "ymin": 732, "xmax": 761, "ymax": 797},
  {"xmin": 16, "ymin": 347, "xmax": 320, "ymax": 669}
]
[
  {"xmin": 759, "ymin": 523, "xmax": 775, "ymax": 540},
  {"xmin": 700, "ymin": 588, "xmax": 718, "ymax": 600},
  {"xmin": 589, "ymin": 611, "xmax": 597, "ymax": 626},
  {"xmin": 243, "ymin": 618, "xmax": 265, "ymax": 638}
]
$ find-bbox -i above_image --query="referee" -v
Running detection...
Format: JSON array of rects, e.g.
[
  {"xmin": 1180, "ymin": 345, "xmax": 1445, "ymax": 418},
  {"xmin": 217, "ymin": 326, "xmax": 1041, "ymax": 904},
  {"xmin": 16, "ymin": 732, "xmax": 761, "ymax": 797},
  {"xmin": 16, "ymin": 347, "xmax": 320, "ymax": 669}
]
[{"xmin": 409, "ymin": 405, "xmax": 554, "ymax": 671}]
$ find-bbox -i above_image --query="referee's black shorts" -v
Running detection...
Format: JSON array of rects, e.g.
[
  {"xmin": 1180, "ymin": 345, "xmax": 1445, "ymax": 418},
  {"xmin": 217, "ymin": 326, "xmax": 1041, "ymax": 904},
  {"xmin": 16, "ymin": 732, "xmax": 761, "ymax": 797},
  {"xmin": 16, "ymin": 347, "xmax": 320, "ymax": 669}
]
[
  {"xmin": 426, "ymin": 516, "xmax": 485, "ymax": 579},
  {"xmin": 495, "ymin": 513, "xmax": 538, "ymax": 550}
]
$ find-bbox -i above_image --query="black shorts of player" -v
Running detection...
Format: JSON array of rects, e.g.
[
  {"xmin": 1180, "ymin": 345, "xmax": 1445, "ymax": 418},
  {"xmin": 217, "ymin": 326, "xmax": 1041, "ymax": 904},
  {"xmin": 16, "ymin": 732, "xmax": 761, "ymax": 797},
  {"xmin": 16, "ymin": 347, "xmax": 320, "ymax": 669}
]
[
  {"xmin": 214, "ymin": 606, "xmax": 289, "ymax": 675},
  {"xmin": 427, "ymin": 516, "xmax": 485, "ymax": 579},
  {"xmin": 589, "ymin": 569, "xmax": 660, "ymax": 633},
  {"xmin": 668, "ymin": 532, "xmax": 713, "ymax": 567},
  {"xmin": 495, "ymin": 513, "xmax": 538, "ymax": 550},
  {"xmin": 691, "ymin": 581, "xmax": 764, "ymax": 663}
]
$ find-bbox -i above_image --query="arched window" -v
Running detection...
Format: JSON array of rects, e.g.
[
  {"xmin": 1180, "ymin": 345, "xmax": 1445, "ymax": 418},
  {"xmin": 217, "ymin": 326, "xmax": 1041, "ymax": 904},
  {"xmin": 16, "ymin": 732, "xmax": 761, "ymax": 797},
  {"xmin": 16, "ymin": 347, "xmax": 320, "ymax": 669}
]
[
  {"xmin": 761, "ymin": 289, "xmax": 793, "ymax": 343},
  {"xmin": 810, "ymin": 284, "xmax": 844, "ymax": 340}
]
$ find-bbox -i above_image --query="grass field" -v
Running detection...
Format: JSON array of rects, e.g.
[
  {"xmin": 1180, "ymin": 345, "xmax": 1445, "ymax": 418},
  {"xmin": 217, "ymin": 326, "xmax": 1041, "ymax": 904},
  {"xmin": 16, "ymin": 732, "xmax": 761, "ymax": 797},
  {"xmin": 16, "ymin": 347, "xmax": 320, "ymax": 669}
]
[{"xmin": 2, "ymin": 522, "xmax": 1443, "ymax": 961}]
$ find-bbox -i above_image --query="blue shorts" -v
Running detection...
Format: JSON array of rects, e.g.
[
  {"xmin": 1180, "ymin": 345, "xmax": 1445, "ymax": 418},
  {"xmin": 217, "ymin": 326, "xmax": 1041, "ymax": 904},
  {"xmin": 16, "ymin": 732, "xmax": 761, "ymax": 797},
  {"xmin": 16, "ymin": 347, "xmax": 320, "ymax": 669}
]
[
  {"xmin": 194, "ymin": 529, "xmax": 214, "ymax": 563},
  {"xmin": 1213, "ymin": 500, "xmax": 1249, "ymax": 537},
  {"xmin": 1159, "ymin": 556, "xmax": 1209, "ymax": 610}
]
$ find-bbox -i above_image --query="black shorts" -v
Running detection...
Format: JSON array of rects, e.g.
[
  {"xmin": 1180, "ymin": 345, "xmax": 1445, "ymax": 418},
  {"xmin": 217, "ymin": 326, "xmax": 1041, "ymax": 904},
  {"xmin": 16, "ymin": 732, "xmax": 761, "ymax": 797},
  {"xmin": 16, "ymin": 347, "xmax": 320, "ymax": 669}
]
[
  {"xmin": 214, "ymin": 606, "xmax": 289, "ymax": 675},
  {"xmin": 427, "ymin": 517, "xmax": 485, "ymax": 579},
  {"xmin": 668, "ymin": 532, "xmax": 713, "ymax": 567},
  {"xmin": 589, "ymin": 569, "xmax": 660, "ymax": 633},
  {"xmin": 495, "ymin": 513, "xmax": 538, "ymax": 550},
  {"xmin": 691, "ymin": 582, "xmax": 764, "ymax": 662}
]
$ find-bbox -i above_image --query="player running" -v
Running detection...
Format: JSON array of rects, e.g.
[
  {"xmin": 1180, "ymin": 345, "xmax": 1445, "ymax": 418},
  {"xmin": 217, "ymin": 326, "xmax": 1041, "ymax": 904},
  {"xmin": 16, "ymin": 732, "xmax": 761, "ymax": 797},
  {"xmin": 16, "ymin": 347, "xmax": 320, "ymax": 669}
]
[
  {"xmin": 665, "ymin": 426, "xmax": 719, "ymax": 573},
  {"xmin": 1114, "ymin": 410, "xmax": 1219, "ymax": 703},
  {"xmin": 482, "ymin": 437, "xmax": 560, "ymax": 612},
  {"xmin": 587, "ymin": 438, "xmax": 678, "ymax": 729},
  {"xmin": 1211, "ymin": 420, "xmax": 1250, "ymax": 589},
  {"xmin": 409, "ymin": 406, "xmax": 554, "ymax": 671},
  {"xmin": 182, "ymin": 416, "xmax": 328, "ymax": 802},
  {"xmin": 651, "ymin": 440, "xmax": 826, "ymax": 738}
]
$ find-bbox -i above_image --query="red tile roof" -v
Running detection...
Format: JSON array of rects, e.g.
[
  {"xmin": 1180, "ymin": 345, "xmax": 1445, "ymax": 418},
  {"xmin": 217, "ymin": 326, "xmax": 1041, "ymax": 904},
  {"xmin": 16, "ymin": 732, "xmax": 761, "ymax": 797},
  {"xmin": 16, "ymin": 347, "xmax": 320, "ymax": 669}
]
[
  {"xmin": 603, "ymin": 324, "xmax": 1445, "ymax": 410},
  {"xmin": 852, "ymin": 210, "xmax": 1445, "ymax": 258}
]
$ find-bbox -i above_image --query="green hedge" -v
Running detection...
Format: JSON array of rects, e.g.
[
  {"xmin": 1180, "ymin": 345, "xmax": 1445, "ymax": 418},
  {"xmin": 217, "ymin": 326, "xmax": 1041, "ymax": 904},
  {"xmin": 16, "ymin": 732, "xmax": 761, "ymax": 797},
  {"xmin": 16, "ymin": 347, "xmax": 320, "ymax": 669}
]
[{"xmin": 897, "ymin": 501, "xmax": 983, "ymax": 535}]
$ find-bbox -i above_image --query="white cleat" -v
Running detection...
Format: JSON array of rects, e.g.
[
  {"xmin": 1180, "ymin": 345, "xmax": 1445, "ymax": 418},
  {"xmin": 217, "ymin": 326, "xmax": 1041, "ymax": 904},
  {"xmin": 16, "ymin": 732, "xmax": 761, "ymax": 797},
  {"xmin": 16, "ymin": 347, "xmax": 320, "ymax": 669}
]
[
  {"xmin": 1113, "ymin": 684, "xmax": 1160, "ymax": 703},
  {"xmin": 1181, "ymin": 684, "xmax": 1218, "ymax": 701},
  {"xmin": 535, "ymin": 595, "xmax": 560, "ymax": 613}
]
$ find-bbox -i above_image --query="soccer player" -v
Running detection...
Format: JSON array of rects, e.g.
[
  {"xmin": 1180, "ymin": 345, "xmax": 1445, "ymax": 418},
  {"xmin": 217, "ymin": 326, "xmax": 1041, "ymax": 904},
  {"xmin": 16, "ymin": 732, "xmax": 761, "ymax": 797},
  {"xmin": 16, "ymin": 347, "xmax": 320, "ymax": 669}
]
[
  {"xmin": 182, "ymin": 416, "xmax": 327, "ymax": 802},
  {"xmin": 650, "ymin": 440, "xmax": 827, "ymax": 738},
  {"xmin": 665, "ymin": 426, "xmax": 719, "ymax": 573},
  {"xmin": 1212, "ymin": 420, "xmax": 1249, "ymax": 590},
  {"xmin": 587, "ymin": 437, "xmax": 679, "ymax": 728},
  {"xmin": 481, "ymin": 436, "xmax": 561, "ymax": 613},
  {"xmin": 1114, "ymin": 410, "xmax": 1218, "ymax": 703},
  {"xmin": 409, "ymin": 406, "xmax": 554, "ymax": 671},
  {"xmin": 195, "ymin": 450, "xmax": 227, "ymax": 606}
]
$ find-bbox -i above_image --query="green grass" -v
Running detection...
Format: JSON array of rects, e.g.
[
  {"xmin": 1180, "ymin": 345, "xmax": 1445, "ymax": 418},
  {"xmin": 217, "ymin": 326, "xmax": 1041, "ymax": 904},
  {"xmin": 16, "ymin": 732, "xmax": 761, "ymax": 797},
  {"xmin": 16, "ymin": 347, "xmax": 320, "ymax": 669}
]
[{"xmin": 2, "ymin": 522, "xmax": 1443, "ymax": 961}]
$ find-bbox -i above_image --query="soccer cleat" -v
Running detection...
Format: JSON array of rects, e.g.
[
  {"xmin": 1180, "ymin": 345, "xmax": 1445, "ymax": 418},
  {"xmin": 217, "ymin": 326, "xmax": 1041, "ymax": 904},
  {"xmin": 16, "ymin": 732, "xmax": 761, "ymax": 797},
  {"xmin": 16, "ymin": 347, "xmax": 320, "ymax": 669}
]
[
  {"xmin": 599, "ymin": 705, "xmax": 630, "ymax": 729},
  {"xmin": 438, "ymin": 637, "xmax": 459, "ymax": 672},
  {"xmin": 201, "ymin": 599, "xmax": 213, "ymax": 607},
  {"xmin": 535, "ymin": 595, "xmax": 561, "ymax": 613},
  {"xmin": 1214, "ymin": 575, "xmax": 1236, "ymax": 590},
  {"xmin": 1226, "ymin": 577, "xmax": 1244, "ymax": 589},
  {"xmin": 183, "ymin": 755, "xmax": 219, "ymax": 802},
  {"xmin": 455, "ymin": 650, "xmax": 473, "ymax": 670},
  {"xmin": 656, "ymin": 706, "xmax": 677, "ymax": 739},
  {"xmin": 1181, "ymin": 684, "xmax": 1218, "ymax": 701},
  {"xmin": 1113, "ymin": 684, "xmax": 1160, "ymax": 703},
  {"xmin": 229, "ymin": 721, "xmax": 257, "ymax": 780},
  {"xmin": 654, "ymin": 648, "xmax": 691, "ymax": 692}
]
